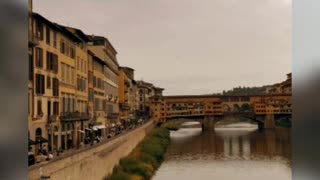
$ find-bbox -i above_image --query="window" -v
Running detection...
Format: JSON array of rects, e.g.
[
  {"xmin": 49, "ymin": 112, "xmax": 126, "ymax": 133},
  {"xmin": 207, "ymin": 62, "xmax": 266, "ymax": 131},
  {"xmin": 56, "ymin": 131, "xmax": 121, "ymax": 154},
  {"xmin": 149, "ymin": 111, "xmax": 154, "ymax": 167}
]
[
  {"xmin": 29, "ymin": 54, "xmax": 33, "ymax": 80},
  {"xmin": 47, "ymin": 76, "xmax": 51, "ymax": 88},
  {"xmin": 88, "ymin": 72, "xmax": 93, "ymax": 84},
  {"xmin": 28, "ymin": 92, "xmax": 30, "ymax": 115},
  {"xmin": 66, "ymin": 65, "xmax": 70, "ymax": 83},
  {"xmin": 37, "ymin": 100, "xmax": 43, "ymax": 116},
  {"xmin": 53, "ymin": 32, "xmax": 57, "ymax": 48},
  {"xmin": 70, "ymin": 47, "xmax": 75, "ymax": 59},
  {"xmin": 46, "ymin": 51, "xmax": 51, "ymax": 70},
  {"xmin": 84, "ymin": 61, "xmax": 86, "ymax": 72},
  {"xmin": 53, "ymin": 54, "xmax": 58, "ymax": 73},
  {"xmin": 66, "ymin": 42, "xmax": 69, "ymax": 56},
  {"xmin": 53, "ymin": 102, "xmax": 59, "ymax": 115},
  {"xmin": 89, "ymin": 90, "xmax": 94, "ymax": 102},
  {"xmin": 35, "ymin": 74, "xmax": 45, "ymax": 94},
  {"xmin": 71, "ymin": 68, "xmax": 75, "ymax": 85},
  {"xmin": 77, "ymin": 56, "xmax": 80, "ymax": 70},
  {"xmin": 80, "ymin": 59, "xmax": 83, "ymax": 72},
  {"xmin": 61, "ymin": 63, "xmax": 65, "ymax": 82},
  {"xmin": 93, "ymin": 76, "xmax": 96, "ymax": 87},
  {"xmin": 36, "ymin": 21, "xmax": 44, "ymax": 41},
  {"xmin": 35, "ymin": 47, "xmax": 43, "ymax": 68},
  {"xmin": 46, "ymin": 52, "xmax": 58, "ymax": 73},
  {"xmin": 62, "ymin": 96, "xmax": 66, "ymax": 113},
  {"xmin": 46, "ymin": 26, "xmax": 50, "ymax": 45},
  {"xmin": 52, "ymin": 78, "xmax": 59, "ymax": 96},
  {"xmin": 77, "ymin": 77, "xmax": 80, "ymax": 91},
  {"xmin": 60, "ymin": 40, "xmax": 65, "ymax": 54}
]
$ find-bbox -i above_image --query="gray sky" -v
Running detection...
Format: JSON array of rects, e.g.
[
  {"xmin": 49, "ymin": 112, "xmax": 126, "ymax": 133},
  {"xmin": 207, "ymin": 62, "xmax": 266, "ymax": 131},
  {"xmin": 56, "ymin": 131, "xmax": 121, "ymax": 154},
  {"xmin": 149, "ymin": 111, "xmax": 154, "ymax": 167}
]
[{"xmin": 34, "ymin": 0, "xmax": 292, "ymax": 95}]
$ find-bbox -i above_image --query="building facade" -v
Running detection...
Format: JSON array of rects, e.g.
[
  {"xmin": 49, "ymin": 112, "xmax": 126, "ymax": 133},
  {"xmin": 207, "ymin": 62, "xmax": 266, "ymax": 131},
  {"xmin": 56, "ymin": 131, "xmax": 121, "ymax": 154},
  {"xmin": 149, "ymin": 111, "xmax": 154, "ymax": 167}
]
[
  {"xmin": 87, "ymin": 36, "xmax": 120, "ymax": 127},
  {"xmin": 118, "ymin": 67, "xmax": 136, "ymax": 127},
  {"xmin": 28, "ymin": 9, "xmax": 164, "ymax": 158}
]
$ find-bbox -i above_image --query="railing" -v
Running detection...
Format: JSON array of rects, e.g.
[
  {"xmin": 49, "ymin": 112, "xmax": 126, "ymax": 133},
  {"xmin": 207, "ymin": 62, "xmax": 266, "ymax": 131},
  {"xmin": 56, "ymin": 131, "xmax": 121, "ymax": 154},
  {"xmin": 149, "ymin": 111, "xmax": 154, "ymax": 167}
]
[
  {"xmin": 60, "ymin": 112, "xmax": 90, "ymax": 121},
  {"xmin": 107, "ymin": 113, "xmax": 119, "ymax": 119},
  {"xmin": 28, "ymin": 34, "xmax": 40, "ymax": 46},
  {"xmin": 119, "ymin": 103, "xmax": 130, "ymax": 110},
  {"xmin": 48, "ymin": 115, "xmax": 58, "ymax": 123}
]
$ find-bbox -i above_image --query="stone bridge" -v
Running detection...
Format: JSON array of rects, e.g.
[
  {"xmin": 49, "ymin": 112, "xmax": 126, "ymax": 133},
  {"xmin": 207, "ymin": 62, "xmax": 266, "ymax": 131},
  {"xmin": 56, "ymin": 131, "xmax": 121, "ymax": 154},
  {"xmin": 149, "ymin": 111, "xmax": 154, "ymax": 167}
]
[{"xmin": 150, "ymin": 94, "xmax": 292, "ymax": 130}]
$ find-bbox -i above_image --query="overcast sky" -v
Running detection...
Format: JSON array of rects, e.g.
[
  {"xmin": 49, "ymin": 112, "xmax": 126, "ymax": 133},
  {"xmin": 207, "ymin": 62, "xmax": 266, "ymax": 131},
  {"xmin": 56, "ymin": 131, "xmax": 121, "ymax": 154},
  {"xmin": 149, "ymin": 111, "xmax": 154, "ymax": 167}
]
[{"xmin": 34, "ymin": 0, "xmax": 292, "ymax": 95}]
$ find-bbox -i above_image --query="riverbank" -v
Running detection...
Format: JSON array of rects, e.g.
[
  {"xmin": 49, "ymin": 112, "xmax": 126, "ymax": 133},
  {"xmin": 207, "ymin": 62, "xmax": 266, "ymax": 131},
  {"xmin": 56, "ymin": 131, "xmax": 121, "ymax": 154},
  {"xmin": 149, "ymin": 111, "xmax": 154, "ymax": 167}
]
[
  {"xmin": 160, "ymin": 121, "xmax": 181, "ymax": 131},
  {"xmin": 28, "ymin": 121, "xmax": 155, "ymax": 180},
  {"xmin": 105, "ymin": 122, "xmax": 181, "ymax": 180}
]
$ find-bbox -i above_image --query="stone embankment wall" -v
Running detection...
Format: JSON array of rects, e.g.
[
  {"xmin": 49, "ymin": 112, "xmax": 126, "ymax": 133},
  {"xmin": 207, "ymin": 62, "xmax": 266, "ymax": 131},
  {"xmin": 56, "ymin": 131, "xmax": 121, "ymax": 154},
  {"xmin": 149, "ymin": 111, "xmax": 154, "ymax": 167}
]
[{"xmin": 29, "ymin": 121, "xmax": 155, "ymax": 180}]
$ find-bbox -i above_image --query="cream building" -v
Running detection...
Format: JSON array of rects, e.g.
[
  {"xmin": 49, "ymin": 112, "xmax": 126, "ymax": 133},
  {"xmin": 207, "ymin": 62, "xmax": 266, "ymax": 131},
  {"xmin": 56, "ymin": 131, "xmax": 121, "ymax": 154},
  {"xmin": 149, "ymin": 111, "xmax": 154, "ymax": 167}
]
[{"xmin": 87, "ymin": 36, "xmax": 120, "ymax": 127}]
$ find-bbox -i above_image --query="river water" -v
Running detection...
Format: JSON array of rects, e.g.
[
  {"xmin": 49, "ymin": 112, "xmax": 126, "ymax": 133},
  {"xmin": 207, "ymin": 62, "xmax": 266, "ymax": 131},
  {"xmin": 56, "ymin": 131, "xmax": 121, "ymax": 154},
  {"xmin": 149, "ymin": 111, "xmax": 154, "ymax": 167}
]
[{"xmin": 153, "ymin": 121, "xmax": 291, "ymax": 180}]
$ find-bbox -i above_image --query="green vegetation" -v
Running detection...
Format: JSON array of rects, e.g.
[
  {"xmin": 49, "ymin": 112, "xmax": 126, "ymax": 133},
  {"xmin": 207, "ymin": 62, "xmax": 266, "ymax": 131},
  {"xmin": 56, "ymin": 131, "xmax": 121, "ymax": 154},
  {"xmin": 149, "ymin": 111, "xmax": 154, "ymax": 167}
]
[
  {"xmin": 104, "ymin": 123, "xmax": 176, "ymax": 180},
  {"xmin": 160, "ymin": 121, "xmax": 181, "ymax": 131},
  {"xmin": 212, "ymin": 86, "xmax": 269, "ymax": 96}
]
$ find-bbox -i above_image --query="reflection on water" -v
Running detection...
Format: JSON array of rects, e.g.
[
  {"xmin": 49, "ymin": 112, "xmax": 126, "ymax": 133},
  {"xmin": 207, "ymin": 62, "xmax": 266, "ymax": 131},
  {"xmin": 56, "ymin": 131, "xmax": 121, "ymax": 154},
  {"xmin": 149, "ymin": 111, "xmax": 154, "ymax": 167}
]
[{"xmin": 153, "ymin": 122, "xmax": 291, "ymax": 180}]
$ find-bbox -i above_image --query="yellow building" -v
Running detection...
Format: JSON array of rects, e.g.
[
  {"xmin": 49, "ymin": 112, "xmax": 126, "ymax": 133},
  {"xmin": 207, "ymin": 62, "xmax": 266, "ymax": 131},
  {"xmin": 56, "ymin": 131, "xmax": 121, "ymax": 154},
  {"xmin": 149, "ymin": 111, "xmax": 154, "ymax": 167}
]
[
  {"xmin": 28, "ymin": 0, "xmax": 37, "ymax": 152},
  {"xmin": 58, "ymin": 25, "xmax": 91, "ymax": 148},
  {"xmin": 30, "ymin": 13, "xmax": 65, "ymax": 153},
  {"xmin": 87, "ymin": 51, "xmax": 95, "ymax": 123},
  {"xmin": 118, "ymin": 67, "xmax": 135, "ymax": 127}
]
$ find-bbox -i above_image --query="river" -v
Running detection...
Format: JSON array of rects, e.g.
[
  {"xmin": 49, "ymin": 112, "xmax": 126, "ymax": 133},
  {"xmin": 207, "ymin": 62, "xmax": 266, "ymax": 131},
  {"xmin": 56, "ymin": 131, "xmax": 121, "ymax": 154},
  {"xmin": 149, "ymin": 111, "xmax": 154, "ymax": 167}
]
[{"xmin": 153, "ymin": 121, "xmax": 291, "ymax": 180}]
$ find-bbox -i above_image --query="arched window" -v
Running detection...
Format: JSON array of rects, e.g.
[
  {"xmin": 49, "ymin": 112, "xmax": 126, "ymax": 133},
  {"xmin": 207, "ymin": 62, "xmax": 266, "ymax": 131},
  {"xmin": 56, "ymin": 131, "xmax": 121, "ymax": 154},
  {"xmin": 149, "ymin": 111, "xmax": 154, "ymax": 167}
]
[{"xmin": 35, "ymin": 128, "xmax": 42, "ymax": 138}]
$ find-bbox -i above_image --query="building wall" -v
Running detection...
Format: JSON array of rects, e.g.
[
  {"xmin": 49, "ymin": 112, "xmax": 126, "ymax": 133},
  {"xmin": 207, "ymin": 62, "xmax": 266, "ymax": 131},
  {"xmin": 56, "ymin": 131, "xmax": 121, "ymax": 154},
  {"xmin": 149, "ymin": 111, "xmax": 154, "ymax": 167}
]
[
  {"xmin": 30, "ymin": 16, "xmax": 61, "ymax": 153},
  {"xmin": 93, "ymin": 58, "xmax": 107, "ymax": 128},
  {"xmin": 88, "ymin": 45, "xmax": 119, "ymax": 121},
  {"xmin": 118, "ymin": 69, "xmax": 129, "ymax": 119}
]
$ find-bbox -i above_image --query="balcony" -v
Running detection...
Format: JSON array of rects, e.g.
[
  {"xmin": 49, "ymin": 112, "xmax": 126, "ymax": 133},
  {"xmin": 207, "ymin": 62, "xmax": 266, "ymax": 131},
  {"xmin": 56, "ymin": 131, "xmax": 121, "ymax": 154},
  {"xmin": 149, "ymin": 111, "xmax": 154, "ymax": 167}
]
[
  {"xmin": 48, "ymin": 115, "xmax": 58, "ymax": 123},
  {"xmin": 60, "ymin": 112, "xmax": 90, "ymax": 121},
  {"xmin": 120, "ymin": 103, "xmax": 130, "ymax": 110},
  {"xmin": 125, "ymin": 80, "xmax": 130, "ymax": 86},
  {"xmin": 28, "ymin": 34, "xmax": 40, "ymax": 47},
  {"xmin": 107, "ymin": 113, "xmax": 119, "ymax": 119}
]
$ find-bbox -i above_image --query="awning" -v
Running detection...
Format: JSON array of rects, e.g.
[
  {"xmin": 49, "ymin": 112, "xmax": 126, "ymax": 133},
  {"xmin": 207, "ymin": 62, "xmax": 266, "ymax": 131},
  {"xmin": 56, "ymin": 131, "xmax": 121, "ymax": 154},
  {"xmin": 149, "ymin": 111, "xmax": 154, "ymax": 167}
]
[
  {"xmin": 35, "ymin": 137, "xmax": 48, "ymax": 144},
  {"xmin": 116, "ymin": 122, "xmax": 122, "ymax": 126},
  {"xmin": 111, "ymin": 123, "xmax": 116, "ymax": 127},
  {"xmin": 93, "ymin": 125, "xmax": 106, "ymax": 129},
  {"xmin": 78, "ymin": 130, "xmax": 85, "ymax": 133},
  {"xmin": 29, "ymin": 139, "xmax": 36, "ymax": 145}
]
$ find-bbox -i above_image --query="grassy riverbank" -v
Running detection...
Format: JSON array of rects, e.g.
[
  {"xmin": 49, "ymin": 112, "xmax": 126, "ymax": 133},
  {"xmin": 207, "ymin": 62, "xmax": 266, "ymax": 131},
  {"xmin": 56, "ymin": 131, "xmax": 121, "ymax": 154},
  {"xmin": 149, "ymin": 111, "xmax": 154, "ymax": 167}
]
[
  {"xmin": 160, "ymin": 121, "xmax": 181, "ymax": 131},
  {"xmin": 104, "ymin": 122, "xmax": 180, "ymax": 180}
]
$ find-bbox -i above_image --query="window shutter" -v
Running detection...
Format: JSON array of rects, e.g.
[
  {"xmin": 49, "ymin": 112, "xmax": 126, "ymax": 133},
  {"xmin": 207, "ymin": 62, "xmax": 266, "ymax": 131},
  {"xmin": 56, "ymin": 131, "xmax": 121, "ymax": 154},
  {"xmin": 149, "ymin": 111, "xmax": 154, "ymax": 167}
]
[
  {"xmin": 46, "ymin": 51, "xmax": 50, "ymax": 70},
  {"xmin": 40, "ymin": 48, "xmax": 43, "ymax": 68}
]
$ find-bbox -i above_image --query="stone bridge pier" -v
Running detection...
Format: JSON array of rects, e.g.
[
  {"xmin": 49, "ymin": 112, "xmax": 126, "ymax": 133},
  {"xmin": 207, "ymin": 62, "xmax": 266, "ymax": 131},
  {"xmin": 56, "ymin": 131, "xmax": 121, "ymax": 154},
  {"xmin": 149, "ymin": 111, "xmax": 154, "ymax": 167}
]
[
  {"xmin": 264, "ymin": 114, "xmax": 276, "ymax": 129},
  {"xmin": 201, "ymin": 116, "xmax": 218, "ymax": 131}
]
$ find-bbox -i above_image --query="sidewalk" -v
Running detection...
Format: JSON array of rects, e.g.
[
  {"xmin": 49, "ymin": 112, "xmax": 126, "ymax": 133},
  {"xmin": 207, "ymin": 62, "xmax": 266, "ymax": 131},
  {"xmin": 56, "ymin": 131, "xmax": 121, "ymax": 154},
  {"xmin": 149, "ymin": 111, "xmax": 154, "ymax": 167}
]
[{"xmin": 29, "ymin": 122, "xmax": 148, "ymax": 168}]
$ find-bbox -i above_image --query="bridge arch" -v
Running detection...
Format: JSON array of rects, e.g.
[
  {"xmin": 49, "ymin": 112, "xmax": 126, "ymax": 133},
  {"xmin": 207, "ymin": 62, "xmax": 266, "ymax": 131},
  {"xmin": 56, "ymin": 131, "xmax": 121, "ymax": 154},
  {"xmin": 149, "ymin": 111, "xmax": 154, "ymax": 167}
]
[
  {"xmin": 233, "ymin": 104, "xmax": 241, "ymax": 112},
  {"xmin": 240, "ymin": 103, "xmax": 251, "ymax": 112},
  {"xmin": 223, "ymin": 104, "xmax": 231, "ymax": 112}
]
